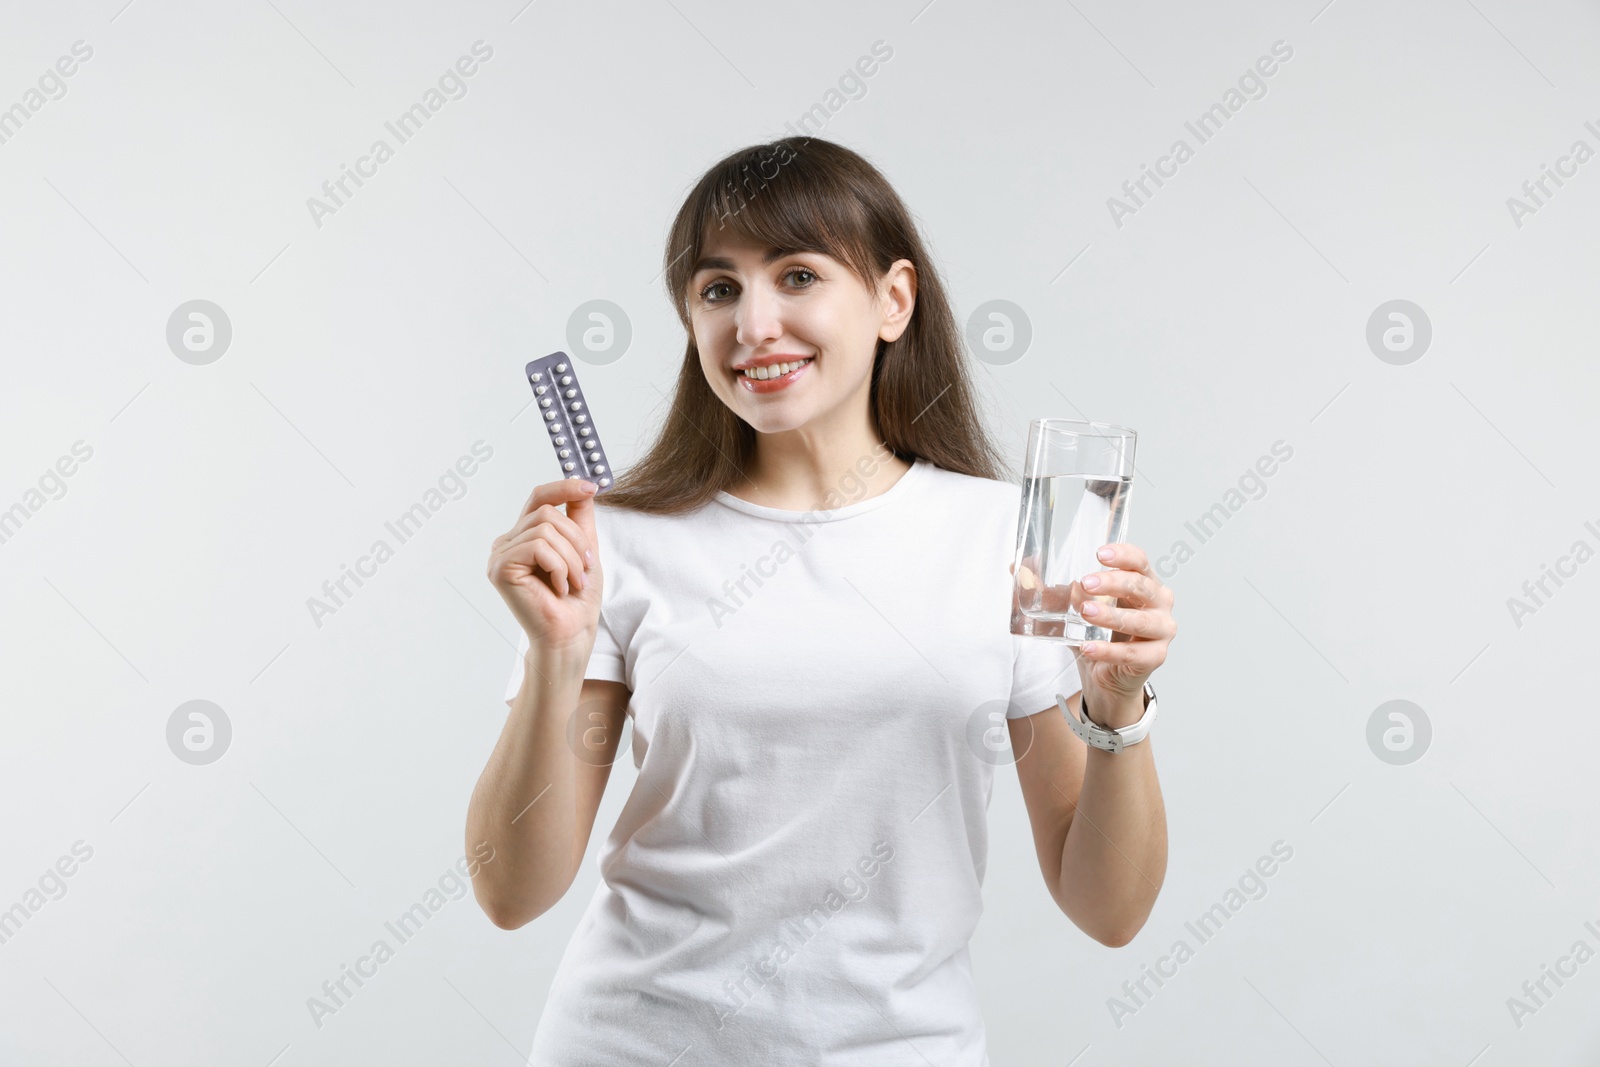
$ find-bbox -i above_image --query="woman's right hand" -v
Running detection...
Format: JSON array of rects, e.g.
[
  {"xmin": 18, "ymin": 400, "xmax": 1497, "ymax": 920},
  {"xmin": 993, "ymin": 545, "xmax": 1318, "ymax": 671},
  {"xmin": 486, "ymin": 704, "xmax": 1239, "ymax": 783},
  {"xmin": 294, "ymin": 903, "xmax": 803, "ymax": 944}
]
[{"xmin": 488, "ymin": 478, "xmax": 603, "ymax": 654}]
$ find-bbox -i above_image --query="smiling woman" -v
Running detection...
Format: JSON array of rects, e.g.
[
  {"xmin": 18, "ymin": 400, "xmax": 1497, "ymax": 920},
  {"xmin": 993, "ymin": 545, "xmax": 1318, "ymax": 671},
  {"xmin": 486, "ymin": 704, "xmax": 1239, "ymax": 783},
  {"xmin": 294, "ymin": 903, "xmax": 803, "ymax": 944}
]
[
  {"xmin": 599, "ymin": 136, "xmax": 1004, "ymax": 513},
  {"xmin": 474, "ymin": 136, "xmax": 1174, "ymax": 1067}
]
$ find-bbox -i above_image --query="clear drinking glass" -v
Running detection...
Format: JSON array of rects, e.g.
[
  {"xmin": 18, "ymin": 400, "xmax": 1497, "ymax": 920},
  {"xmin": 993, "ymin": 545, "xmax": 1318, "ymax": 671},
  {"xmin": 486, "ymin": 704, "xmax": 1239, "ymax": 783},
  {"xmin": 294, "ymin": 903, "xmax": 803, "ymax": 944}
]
[{"xmin": 1010, "ymin": 419, "xmax": 1137, "ymax": 644}]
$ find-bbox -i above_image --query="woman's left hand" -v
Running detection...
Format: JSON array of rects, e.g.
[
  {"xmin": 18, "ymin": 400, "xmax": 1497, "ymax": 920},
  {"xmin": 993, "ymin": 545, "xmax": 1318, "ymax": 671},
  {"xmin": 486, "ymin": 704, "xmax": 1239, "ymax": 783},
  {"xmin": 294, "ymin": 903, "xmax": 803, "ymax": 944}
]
[{"xmin": 1069, "ymin": 543, "xmax": 1177, "ymax": 722}]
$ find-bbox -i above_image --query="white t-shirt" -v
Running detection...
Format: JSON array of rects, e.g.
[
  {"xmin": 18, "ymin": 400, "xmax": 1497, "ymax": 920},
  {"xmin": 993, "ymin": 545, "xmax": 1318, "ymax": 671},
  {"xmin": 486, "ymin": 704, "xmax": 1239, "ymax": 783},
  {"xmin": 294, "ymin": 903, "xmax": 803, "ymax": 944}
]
[{"xmin": 502, "ymin": 456, "xmax": 1082, "ymax": 1066}]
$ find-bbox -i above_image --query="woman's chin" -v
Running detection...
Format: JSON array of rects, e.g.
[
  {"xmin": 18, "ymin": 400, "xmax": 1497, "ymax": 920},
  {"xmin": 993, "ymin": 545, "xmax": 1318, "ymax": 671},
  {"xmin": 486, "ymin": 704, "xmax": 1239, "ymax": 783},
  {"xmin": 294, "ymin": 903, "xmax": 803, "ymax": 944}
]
[{"xmin": 744, "ymin": 411, "xmax": 813, "ymax": 435}]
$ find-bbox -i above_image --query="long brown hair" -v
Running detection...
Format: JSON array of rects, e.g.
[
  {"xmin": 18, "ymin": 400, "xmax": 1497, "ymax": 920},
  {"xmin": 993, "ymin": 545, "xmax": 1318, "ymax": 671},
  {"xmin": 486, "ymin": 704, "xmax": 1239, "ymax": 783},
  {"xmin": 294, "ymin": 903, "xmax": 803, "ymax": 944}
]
[{"xmin": 600, "ymin": 136, "xmax": 1008, "ymax": 515}]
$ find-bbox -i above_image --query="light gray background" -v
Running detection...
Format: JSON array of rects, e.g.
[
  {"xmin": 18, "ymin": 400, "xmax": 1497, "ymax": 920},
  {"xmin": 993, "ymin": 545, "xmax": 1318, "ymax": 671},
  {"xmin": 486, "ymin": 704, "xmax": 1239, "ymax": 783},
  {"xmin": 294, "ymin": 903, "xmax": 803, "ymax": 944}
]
[{"xmin": 2, "ymin": 0, "xmax": 1597, "ymax": 1064}]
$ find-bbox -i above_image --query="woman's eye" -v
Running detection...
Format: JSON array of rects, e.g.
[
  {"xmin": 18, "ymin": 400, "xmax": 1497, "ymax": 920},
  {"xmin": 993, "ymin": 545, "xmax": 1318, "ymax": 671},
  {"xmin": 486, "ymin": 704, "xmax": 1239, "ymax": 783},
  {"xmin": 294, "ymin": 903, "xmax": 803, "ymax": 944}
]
[{"xmin": 698, "ymin": 268, "xmax": 814, "ymax": 304}]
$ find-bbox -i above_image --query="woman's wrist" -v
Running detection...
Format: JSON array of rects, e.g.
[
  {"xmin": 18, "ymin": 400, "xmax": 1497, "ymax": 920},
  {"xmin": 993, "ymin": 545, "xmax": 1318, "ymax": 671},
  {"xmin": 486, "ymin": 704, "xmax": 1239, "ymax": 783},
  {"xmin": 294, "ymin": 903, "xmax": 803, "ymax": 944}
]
[
  {"xmin": 1082, "ymin": 686, "xmax": 1148, "ymax": 731},
  {"xmin": 523, "ymin": 637, "xmax": 593, "ymax": 685}
]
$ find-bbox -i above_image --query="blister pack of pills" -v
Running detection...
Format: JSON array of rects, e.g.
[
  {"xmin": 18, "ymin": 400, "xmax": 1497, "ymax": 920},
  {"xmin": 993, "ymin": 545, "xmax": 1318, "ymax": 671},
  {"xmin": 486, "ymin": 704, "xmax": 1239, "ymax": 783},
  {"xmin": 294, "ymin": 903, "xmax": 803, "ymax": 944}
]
[{"xmin": 524, "ymin": 352, "xmax": 612, "ymax": 493}]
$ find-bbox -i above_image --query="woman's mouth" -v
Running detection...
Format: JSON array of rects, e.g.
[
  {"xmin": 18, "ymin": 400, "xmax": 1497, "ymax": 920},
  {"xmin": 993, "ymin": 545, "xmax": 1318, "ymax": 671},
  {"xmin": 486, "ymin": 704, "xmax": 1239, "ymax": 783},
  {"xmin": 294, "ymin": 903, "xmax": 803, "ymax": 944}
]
[{"xmin": 736, "ymin": 357, "xmax": 814, "ymax": 393}]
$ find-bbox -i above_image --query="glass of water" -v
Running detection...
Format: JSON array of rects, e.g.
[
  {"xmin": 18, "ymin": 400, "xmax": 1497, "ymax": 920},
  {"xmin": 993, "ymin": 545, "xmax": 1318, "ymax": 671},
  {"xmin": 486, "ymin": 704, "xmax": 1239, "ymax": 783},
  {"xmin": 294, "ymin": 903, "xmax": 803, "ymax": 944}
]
[{"xmin": 1010, "ymin": 419, "xmax": 1137, "ymax": 645}]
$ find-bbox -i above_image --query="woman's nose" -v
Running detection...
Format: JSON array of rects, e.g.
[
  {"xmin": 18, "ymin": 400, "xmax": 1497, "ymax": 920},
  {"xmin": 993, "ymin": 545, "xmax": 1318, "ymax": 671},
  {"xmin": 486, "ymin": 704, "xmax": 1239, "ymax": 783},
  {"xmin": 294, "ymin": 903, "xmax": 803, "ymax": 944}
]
[{"xmin": 734, "ymin": 283, "xmax": 782, "ymax": 350}]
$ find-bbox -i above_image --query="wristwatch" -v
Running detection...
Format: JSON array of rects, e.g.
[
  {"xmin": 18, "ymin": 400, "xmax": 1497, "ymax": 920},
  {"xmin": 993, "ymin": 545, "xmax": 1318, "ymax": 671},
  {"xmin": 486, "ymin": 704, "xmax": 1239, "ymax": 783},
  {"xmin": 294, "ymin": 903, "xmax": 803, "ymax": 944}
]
[{"xmin": 1060, "ymin": 682, "xmax": 1158, "ymax": 753}]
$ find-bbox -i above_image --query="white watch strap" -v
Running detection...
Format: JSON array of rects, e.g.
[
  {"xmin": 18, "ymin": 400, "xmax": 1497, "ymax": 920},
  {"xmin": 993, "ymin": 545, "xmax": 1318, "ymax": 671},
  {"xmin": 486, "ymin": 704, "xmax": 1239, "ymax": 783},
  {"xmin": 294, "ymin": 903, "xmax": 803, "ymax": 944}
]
[{"xmin": 1060, "ymin": 682, "xmax": 1158, "ymax": 753}]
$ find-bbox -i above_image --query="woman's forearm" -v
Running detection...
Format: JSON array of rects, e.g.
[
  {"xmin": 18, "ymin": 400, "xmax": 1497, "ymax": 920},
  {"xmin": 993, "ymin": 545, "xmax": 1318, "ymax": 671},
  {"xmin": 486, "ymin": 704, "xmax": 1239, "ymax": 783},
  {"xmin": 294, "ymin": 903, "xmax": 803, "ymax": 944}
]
[
  {"xmin": 465, "ymin": 644, "xmax": 590, "ymax": 928},
  {"xmin": 1058, "ymin": 689, "xmax": 1168, "ymax": 947}
]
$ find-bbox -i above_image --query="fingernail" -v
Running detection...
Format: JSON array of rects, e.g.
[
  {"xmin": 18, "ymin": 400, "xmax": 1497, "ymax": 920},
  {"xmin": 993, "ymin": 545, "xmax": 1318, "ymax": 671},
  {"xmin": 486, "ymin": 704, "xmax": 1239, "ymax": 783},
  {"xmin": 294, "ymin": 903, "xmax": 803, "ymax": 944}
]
[
  {"xmin": 581, "ymin": 480, "xmax": 597, "ymax": 492},
  {"xmin": 584, "ymin": 549, "xmax": 594, "ymax": 568},
  {"xmin": 1082, "ymin": 574, "xmax": 1100, "ymax": 590},
  {"xmin": 1082, "ymin": 602, "xmax": 1099, "ymax": 616},
  {"xmin": 1083, "ymin": 642, "xmax": 1099, "ymax": 654},
  {"xmin": 1097, "ymin": 546, "xmax": 1114, "ymax": 561}
]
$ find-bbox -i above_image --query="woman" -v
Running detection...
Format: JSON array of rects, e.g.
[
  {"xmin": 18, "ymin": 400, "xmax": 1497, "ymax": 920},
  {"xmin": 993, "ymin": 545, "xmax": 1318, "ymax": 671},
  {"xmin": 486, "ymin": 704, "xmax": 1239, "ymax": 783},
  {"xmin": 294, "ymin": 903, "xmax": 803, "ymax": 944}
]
[{"xmin": 468, "ymin": 137, "xmax": 1176, "ymax": 1065}]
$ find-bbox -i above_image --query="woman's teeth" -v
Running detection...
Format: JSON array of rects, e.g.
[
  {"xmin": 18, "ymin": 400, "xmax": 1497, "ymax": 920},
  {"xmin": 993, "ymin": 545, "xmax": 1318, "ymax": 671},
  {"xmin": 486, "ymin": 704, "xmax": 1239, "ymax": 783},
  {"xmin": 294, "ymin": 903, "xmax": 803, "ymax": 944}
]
[{"xmin": 741, "ymin": 358, "xmax": 812, "ymax": 380}]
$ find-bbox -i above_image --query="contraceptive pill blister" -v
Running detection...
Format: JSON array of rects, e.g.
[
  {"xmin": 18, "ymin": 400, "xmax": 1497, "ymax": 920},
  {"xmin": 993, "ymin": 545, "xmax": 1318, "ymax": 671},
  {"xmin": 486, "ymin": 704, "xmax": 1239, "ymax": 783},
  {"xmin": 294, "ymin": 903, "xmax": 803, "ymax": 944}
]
[{"xmin": 524, "ymin": 352, "xmax": 612, "ymax": 493}]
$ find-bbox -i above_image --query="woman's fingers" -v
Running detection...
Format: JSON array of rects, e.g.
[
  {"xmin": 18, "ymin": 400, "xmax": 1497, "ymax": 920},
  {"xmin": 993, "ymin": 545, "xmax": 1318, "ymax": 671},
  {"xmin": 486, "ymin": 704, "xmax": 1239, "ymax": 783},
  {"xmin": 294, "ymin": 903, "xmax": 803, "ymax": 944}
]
[
  {"xmin": 519, "ymin": 477, "xmax": 598, "ymax": 521},
  {"xmin": 1095, "ymin": 542, "xmax": 1155, "ymax": 577},
  {"xmin": 1081, "ymin": 568, "xmax": 1166, "ymax": 608},
  {"xmin": 1070, "ymin": 543, "xmax": 1177, "ymax": 689},
  {"xmin": 1016, "ymin": 567, "xmax": 1097, "ymax": 615},
  {"xmin": 502, "ymin": 504, "xmax": 593, "ymax": 564},
  {"xmin": 527, "ymin": 538, "xmax": 580, "ymax": 598},
  {"xmin": 1081, "ymin": 638, "xmax": 1167, "ymax": 673},
  {"xmin": 1015, "ymin": 552, "xmax": 1175, "ymax": 621},
  {"xmin": 507, "ymin": 525, "xmax": 587, "ymax": 595},
  {"xmin": 1079, "ymin": 599, "xmax": 1173, "ymax": 641},
  {"xmin": 542, "ymin": 507, "xmax": 594, "ymax": 567}
]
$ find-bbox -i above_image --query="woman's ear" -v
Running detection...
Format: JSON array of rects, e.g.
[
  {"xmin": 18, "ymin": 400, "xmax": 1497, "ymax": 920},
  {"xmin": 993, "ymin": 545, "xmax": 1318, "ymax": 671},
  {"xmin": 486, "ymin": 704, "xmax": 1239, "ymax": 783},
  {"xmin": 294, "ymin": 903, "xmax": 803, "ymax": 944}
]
[{"xmin": 877, "ymin": 259, "xmax": 917, "ymax": 343}]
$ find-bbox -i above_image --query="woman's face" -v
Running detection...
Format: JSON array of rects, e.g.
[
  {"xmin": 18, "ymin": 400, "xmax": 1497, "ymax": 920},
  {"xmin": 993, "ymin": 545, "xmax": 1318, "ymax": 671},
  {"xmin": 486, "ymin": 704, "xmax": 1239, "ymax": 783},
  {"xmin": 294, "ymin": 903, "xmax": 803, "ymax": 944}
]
[{"xmin": 688, "ymin": 233, "xmax": 915, "ymax": 437}]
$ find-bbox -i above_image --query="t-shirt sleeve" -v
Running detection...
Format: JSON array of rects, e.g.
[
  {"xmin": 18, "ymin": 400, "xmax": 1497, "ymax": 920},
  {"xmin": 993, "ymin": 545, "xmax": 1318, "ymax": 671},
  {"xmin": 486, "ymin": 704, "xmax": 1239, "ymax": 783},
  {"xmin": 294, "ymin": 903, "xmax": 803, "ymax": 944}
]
[
  {"xmin": 502, "ymin": 605, "xmax": 629, "ymax": 705},
  {"xmin": 1008, "ymin": 634, "xmax": 1083, "ymax": 719}
]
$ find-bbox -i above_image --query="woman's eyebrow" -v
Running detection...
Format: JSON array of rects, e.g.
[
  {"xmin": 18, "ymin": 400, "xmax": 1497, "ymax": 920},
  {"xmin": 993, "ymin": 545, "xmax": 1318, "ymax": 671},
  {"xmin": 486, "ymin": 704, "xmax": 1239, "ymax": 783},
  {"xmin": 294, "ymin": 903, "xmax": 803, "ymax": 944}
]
[{"xmin": 691, "ymin": 246, "xmax": 805, "ymax": 274}]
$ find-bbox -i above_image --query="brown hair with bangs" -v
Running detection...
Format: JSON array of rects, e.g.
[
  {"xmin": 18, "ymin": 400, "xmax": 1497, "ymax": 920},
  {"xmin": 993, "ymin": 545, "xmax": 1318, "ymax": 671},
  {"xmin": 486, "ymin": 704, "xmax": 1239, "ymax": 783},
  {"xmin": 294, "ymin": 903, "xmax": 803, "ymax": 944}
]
[{"xmin": 598, "ymin": 136, "xmax": 1009, "ymax": 515}]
